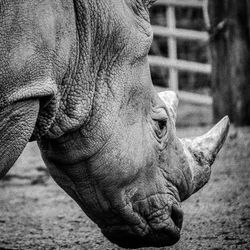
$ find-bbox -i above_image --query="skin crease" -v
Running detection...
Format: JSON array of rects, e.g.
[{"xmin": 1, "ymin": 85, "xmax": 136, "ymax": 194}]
[{"xmin": 0, "ymin": 0, "xmax": 229, "ymax": 248}]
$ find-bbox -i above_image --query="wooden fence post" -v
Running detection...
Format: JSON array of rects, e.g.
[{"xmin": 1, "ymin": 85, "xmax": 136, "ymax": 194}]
[
  {"xmin": 150, "ymin": 0, "xmax": 213, "ymax": 106},
  {"xmin": 208, "ymin": 0, "xmax": 250, "ymax": 125},
  {"xmin": 166, "ymin": 5, "xmax": 178, "ymax": 91}
]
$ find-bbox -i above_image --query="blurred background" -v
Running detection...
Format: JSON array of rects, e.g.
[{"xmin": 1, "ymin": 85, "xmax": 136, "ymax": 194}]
[
  {"xmin": 149, "ymin": 0, "xmax": 250, "ymax": 127},
  {"xmin": 150, "ymin": 0, "xmax": 213, "ymax": 127},
  {"xmin": 150, "ymin": 0, "xmax": 210, "ymax": 92}
]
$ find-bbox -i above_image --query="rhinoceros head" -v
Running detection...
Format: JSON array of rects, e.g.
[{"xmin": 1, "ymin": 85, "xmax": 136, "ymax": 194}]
[
  {"xmin": 42, "ymin": 90, "xmax": 229, "ymax": 248},
  {"xmin": 38, "ymin": 0, "xmax": 229, "ymax": 248},
  {"xmin": 0, "ymin": 0, "xmax": 229, "ymax": 248},
  {"xmin": 72, "ymin": 92, "xmax": 229, "ymax": 248}
]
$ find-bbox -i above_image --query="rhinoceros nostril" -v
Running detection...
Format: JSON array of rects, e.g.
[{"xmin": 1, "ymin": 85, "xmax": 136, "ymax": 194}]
[{"xmin": 171, "ymin": 204, "xmax": 183, "ymax": 229}]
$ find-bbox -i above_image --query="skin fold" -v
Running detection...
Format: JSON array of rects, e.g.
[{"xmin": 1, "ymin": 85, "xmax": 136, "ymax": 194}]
[{"xmin": 0, "ymin": 0, "xmax": 229, "ymax": 248}]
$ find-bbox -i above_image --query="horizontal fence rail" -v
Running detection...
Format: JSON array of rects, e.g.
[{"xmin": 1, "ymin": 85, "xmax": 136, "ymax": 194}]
[
  {"xmin": 149, "ymin": 56, "xmax": 211, "ymax": 74},
  {"xmin": 154, "ymin": 0, "xmax": 205, "ymax": 8},
  {"xmin": 152, "ymin": 25, "xmax": 209, "ymax": 41},
  {"xmin": 150, "ymin": 0, "xmax": 212, "ymax": 106}
]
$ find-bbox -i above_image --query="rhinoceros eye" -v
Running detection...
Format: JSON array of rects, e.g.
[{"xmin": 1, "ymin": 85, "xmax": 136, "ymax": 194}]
[
  {"xmin": 157, "ymin": 119, "xmax": 167, "ymax": 131},
  {"xmin": 152, "ymin": 108, "xmax": 168, "ymax": 139},
  {"xmin": 154, "ymin": 119, "xmax": 167, "ymax": 138}
]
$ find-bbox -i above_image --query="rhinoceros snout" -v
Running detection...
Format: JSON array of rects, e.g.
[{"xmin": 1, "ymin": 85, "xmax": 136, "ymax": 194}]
[
  {"xmin": 103, "ymin": 223, "xmax": 181, "ymax": 248},
  {"xmin": 102, "ymin": 202, "xmax": 183, "ymax": 248}
]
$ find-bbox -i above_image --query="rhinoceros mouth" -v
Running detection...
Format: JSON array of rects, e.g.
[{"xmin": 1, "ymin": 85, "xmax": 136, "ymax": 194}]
[
  {"xmin": 101, "ymin": 199, "xmax": 183, "ymax": 248},
  {"xmin": 102, "ymin": 217, "xmax": 181, "ymax": 248}
]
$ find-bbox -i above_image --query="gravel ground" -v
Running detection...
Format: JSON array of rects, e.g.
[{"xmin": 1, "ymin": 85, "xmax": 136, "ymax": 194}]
[{"xmin": 0, "ymin": 126, "xmax": 250, "ymax": 250}]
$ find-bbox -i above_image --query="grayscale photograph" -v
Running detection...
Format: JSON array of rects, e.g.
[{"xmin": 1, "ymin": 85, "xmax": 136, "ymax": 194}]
[{"xmin": 0, "ymin": 0, "xmax": 249, "ymax": 249}]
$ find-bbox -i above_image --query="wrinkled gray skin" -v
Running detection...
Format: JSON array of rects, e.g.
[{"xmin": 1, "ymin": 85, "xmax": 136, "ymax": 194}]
[{"xmin": 0, "ymin": 0, "xmax": 229, "ymax": 248}]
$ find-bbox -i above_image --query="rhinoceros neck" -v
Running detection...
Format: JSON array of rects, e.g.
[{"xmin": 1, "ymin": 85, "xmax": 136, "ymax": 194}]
[
  {"xmin": 47, "ymin": 0, "xmax": 122, "ymax": 139},
  {"xmin": 46, "ymin": 1, "xmax": 94, "ymax": 138}
]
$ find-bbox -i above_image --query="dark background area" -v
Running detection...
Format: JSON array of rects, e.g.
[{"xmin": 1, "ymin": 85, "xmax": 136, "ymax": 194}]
[{"xmin": 149, "ymin": 5, "xmax": 211, "ymax": 96}]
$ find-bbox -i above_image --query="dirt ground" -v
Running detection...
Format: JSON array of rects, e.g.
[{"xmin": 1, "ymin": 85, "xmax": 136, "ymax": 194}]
[{"xmin": 0, "ymin": 124, "xmax": 250, "ymax": 250}]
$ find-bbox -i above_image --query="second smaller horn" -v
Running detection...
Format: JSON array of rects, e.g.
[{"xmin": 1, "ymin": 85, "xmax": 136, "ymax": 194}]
[{"xmin": 158, "ymin": 91, "xmax": 179, "ymax": 122}]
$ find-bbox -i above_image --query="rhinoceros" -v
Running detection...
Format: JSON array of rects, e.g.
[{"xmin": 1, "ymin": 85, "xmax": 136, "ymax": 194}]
[{"xmin": 0, "ymin": 0, "xmax": 229, "ymax": 248}]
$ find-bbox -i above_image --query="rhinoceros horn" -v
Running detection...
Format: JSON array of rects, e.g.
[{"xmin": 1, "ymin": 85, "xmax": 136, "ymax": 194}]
[
  {"xmin": 182, "ymin": 116, "xmax": 230, "ymax": 195},
  {"xmin": 158, "ymin": 91, "xmax": 178, "ymax": 123},
  {"xmin": 158, "ymin": 91, "xmax": 230, "ymax": 198}
]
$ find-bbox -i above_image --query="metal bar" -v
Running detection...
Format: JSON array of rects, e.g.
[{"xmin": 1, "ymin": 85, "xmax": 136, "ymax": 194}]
[
  {"xmin": 154, "ymin": 0, "xmax": 204, "ymax": 8},
  {"xmin": 149, "ymin": 55, "xmax": 211, "ymax": 74},
  {"xmin": 152, "ymin": 25, "xmax": 209, "ymax": 41},
  {"xmin": 167, "ymin": 6, "xmax": 178, "ymax": 91},
  {"xmin": 155, "ymin": 86, "xmax": 212, "ymax": 106}
]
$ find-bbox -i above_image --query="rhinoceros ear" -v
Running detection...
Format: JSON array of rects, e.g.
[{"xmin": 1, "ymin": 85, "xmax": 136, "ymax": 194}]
[
  {"xmin": 158, "ymin": 91, "xmax": 179, "ymax": 123},
  {"xmin": 0, "ymin": 100, "xmax": 39, "ymax": 178}
]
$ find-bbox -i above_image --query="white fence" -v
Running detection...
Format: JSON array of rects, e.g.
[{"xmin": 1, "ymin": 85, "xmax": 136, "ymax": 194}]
[{"xmin": 149, "ymin": 0, "xmax": 212, "ymax": 105}]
